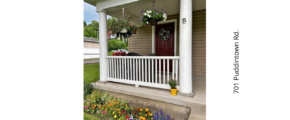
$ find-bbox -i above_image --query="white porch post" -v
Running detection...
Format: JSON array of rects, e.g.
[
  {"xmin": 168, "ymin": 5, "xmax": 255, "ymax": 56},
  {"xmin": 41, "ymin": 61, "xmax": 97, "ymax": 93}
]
[
  {"xmin": 179, "ymin": 0, "xmax": 192, "ymax": 94},
  {"xmin": 98, "ymin": 10, "xmax": 108, "ymax": 82}
]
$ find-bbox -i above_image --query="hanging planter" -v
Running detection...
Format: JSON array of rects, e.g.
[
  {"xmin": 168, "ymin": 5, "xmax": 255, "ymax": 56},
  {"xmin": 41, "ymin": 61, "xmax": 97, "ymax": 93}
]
[
  {"xmin": 139, "ymin": 1, "xmax": 167, "ymax": 26},
  {"xmin": 108, "ymin": 8, "xmax": 138, "ymax": 39},
  {"xmin": 148, "ymin": 18, "xmax": 159, "ymax": 26},
  {"xmin": 120, "ymin": 28, "xmax": 127, "ymax": 33}
]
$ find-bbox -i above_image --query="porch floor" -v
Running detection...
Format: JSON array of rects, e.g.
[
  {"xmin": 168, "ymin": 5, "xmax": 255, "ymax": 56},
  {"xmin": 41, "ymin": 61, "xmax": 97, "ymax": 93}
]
[{"xmin": 92, "ymin": 81, "xmax": 205, "ymax": 120}]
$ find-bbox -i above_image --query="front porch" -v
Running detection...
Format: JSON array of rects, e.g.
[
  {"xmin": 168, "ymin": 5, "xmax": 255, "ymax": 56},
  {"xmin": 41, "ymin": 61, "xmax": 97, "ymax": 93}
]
[{"xmin": 95, "ymin": 0, "xmax": 201, "ymax": 95}]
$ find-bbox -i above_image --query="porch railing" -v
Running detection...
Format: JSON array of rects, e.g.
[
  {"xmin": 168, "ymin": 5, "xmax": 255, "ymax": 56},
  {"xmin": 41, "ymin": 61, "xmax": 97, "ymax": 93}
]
[{"xmin": 106, "ymin": 56, "xmax": 179, "ymax": 90}]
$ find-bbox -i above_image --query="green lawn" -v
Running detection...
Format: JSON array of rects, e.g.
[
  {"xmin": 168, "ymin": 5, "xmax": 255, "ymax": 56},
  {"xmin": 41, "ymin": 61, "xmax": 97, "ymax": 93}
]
[
  {"xmin": 84, "ymin": 112, "xmax": 101, "ymax": 120},
  {"xmin": 84, "ymin": 63, "xmax": 100, "ymax": 83}
]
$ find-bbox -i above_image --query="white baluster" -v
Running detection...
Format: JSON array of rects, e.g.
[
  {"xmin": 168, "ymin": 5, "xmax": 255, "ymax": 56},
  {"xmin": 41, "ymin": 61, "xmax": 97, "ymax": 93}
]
[
  {"xmin": 114, "ymin": 58, "xmax": 116, "ymax": 78},
  {"xmin": 136, "ymin": 59, "xmax": 138, "ymax": 81},
  {"xmin": 130, "ymin": 59, "xmax": 132, "ymax": 80},
  {"xmin": 176, "ymin": 59, "xmax": 179, "ymax": 85},
  {"xmin": 119, "ymin": 58, "xmax": 121, "ymax": 79},
  {"xmin": 125, "ymin": 58, "xmax": 126, "ymax": 80},
  {"xmin": 142, "ymin": 59, "xmax": 144, "ymax": 82},
  {"xmin": 152, "ymin": 59, "xmax": 154, "ymax": 83},
  {"xmin": 139, "ymin": 59, "xmax": 141, "ymax": 81},
  {"xmin": 163, "ymin": 59, "xmax": 165, "ymax": 84},
  {"xmin": 172, "ymin": 59, "xmax": 175, "ymax": 81},
  {"xmin": 159, "ymin": 59, "xmax": 161, "ymax": 84},
  {"xmin": 133, "ymin": 59, "xmax": 135, "ymax": 81},
  {"xmin": 155, "ymin": 59, "xmax": 157, "ymax": 84},
  {"xmin": 167, "ymin": 59, "xmax": 169, "ymax": 83},
  {"xmin": 116, "ymin": 58, "xmax": 119, "ymax": 79},
  {"xmin": 148, "ymin": 58, "xmax": 150, "ymax": 83},
  {"xmin": 145, "ymin": 59, "xmax": 147, "ymax": 83}
]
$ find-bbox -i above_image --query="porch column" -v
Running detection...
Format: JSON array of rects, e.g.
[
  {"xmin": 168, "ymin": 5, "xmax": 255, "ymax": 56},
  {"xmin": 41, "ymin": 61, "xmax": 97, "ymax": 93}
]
[
  {"xmin": 98, "ymin": 10, "xmax": 108, "ymax": 82},
  {"xmin": 179, "ymin": 0, "xmax": 192, "ymax": 94}
]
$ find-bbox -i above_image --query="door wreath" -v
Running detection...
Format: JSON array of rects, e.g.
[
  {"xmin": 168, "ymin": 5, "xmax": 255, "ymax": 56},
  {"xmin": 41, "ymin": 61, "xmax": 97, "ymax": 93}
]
[{"xmin": 159, "ymin": 28, "xmax": 171, "ymax": 41}]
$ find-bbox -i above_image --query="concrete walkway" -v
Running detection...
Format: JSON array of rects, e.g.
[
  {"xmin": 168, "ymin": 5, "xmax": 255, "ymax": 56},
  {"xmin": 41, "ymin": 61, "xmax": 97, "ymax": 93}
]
[{"xmin": 84, "ymin": 59, "xmax": 99, "ymax": 64}]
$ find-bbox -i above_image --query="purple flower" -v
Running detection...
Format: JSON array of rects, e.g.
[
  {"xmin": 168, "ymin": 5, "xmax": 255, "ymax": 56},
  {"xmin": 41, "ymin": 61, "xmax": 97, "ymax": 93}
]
[
  {"xmin": 155, "ymin": 110, "xmax": 159, "ymax": 120},
  {"xmin": 142, "ymin": 17, "xmax": 144, "ymax": 20},
  {"xmin": 141, "ymin": 11, "xmax": 143, "ymax": 14},
  {"xmin": 156, "ymin": 12, "xmax": 158, "ymax": 14},
  {"xmin": 167, "ymin": 113, "xmax": 170, "ymax": 120}
]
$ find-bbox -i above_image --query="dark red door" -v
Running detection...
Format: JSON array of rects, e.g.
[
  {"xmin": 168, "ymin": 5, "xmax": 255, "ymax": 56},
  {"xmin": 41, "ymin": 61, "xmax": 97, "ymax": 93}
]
[{"xmin": 155, "ymin": 23, "xmax": 174, "ymax": 72}]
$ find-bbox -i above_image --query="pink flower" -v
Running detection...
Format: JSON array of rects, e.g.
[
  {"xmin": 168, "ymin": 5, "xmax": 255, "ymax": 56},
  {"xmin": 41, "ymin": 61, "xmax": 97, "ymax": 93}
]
[{"xmin": 103, "ymin": 111, "xmax": 106, "ymax": 114}]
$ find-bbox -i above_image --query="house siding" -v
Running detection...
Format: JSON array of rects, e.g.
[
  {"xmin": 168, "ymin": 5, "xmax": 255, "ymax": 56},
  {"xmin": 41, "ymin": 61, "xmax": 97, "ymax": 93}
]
[
  {"xmin": 128, "ymin": 25, "xmax": 152, "ymax": 55},
  {"xmin": 129, "ymin": 10, "xmax": 206, "ymax": 94}
]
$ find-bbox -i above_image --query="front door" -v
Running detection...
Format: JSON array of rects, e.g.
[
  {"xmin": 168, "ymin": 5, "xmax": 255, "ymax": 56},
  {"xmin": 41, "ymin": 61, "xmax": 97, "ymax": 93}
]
[{"xmin": 155, "ymin": 23, "xmax": 174, "ymax": 72}]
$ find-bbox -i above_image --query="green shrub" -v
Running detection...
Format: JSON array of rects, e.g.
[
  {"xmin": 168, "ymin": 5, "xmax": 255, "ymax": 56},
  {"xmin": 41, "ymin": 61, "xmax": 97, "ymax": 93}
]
[
  {"xmin": 84, "ymin": 82, "xmax": 93, "ymax": 99},
  {"xmin": 108, "ymin": 39, "xmax": 127, "ymax": 51},
  {"xmin": 108, "ymin": 51, "xmax": 114, "ymax": 56}
]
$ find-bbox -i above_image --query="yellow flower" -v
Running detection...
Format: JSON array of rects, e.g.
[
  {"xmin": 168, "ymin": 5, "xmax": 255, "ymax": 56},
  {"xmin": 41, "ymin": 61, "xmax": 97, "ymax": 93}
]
[
  {"xmin": 113, "ymin": 112, "xmax": 114, "ymax": 114},
  {"xmin": 140, "ymin": 108, "xmax": 143, "ymax": 111},
  {"xmin": 150, "ymin": 113, "xmax": 152, "ymax": 116},
  {"xmin": 114, "ymin": 115, "xmax": 117, "ymax": 118},
  {"xmin": 145, "ymin": 108, "xmax": 149, "ymax": 112},
  {"xmin": 140, "ymin": 116, "xmax": 145, "ymax": 120}
]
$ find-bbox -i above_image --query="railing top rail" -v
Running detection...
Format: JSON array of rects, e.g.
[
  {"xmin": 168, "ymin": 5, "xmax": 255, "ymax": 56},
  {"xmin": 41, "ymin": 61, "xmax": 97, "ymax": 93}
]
[{"xmin": 106, "ymin": 56, "xmax": 180, "ymax": 59}]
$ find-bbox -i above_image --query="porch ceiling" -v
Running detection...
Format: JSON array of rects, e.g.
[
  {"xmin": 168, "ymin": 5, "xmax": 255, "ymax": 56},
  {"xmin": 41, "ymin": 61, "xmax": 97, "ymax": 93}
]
[{"xmin": 84, "ymin": 0, "xmax": 205, "ymax": 27}]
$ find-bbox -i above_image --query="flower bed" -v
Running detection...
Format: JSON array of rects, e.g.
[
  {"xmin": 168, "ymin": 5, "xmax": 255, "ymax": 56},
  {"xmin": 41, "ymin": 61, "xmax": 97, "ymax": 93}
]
[{"xmin": 84, "ymin": 89, "xmax": 173, "ymax": 120}]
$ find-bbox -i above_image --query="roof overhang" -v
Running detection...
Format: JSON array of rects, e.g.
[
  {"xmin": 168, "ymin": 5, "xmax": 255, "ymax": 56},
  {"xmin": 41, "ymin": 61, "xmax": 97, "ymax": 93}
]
[{"xmin": 84, "ymin": 0, "xmax": 205, "ymax": 27}]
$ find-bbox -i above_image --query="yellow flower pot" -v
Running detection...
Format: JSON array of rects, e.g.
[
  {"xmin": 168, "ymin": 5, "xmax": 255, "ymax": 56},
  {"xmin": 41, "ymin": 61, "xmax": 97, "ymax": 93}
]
[{"xmin": 171, "ymin": 88, "xmax": 177, "ymax": 96}]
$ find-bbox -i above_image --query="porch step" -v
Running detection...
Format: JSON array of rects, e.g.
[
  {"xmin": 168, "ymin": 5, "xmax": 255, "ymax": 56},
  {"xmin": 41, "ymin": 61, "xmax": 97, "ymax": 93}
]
[{"xmin": 92, "ymin": 81, "xmax": 205, "ymax": 120}]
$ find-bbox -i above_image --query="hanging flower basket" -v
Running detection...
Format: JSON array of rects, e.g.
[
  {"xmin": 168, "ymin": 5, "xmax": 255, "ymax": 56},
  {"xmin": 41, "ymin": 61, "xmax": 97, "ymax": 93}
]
[
  {"xmin": 120, "ymin": 28, "xmax": 127, "ymax": 33},
  {"xmin": 139, "ymin": 8, "xmax": 167, "ymax": 26},
  {"xmin": 148, "ymin": 18, "xmax": 158, "ymax": 26},
  {"xmin": 108, "ymin": 17, "xmax": 138, "ymax": 39}
]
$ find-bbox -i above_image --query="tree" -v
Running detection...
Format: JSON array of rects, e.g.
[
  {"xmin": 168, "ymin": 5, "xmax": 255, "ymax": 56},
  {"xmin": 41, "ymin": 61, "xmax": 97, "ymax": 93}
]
[
  {"xmin": 84, "ymin": 26, "xmax": 98, "ymax": 39},
  {"xmin": 89, "ymin": 20, "xmax": 99, "ymax": 31},
  {"xmin": 84, "ymin": 21, "xmax": 87, "ymax": 26},
  {"xmin": 84, "ymin": 20, "xmax": 99, "ymax": 39}
]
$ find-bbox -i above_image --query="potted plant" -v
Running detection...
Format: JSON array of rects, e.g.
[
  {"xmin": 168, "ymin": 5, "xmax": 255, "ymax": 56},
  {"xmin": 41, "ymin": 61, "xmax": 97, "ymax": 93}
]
[
  {"xmin": 139, "ymin": 8, "xmax": 167, "ymax": 26},
  {"xmin": 168, "ymin": 79, "xmax": 177, "ymax": 96},
  {"xmin": 108, "ymin": 17, "xmax": 138, "ymax": 39}
]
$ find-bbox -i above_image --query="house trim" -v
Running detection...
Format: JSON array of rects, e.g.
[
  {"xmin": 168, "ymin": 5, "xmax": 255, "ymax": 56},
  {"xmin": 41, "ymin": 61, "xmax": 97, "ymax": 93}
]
[{"xmin": 152, "ymin": 19, "xmax": 177, "ymax": 56}]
